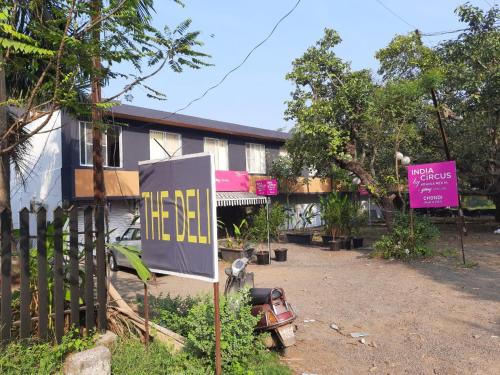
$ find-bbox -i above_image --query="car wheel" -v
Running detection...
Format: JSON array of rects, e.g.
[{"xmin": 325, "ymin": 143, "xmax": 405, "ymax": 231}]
[{"xmin": 109, "ymin": 253, "xmax": 118, "ymax": 272}]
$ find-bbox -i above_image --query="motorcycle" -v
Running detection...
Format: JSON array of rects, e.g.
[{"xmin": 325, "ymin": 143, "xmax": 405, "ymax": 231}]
[{"xmin": 224, "ymin": 245, "xmax": 297, "ymax": 350}]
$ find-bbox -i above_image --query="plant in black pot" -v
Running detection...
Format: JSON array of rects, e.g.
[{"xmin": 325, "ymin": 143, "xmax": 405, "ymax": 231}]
[
  {"xmin": 249, "ymin": 204, "xmax": 288, "ymax": 263},
  {"xmin": 218, "ymin": 219, "xmax": 249, "ymax": 263},
  {"xmin": 320, "ymin": 193, "xmax": 347, "ymax": 251},
  {"xmin": 350, "ymin": 202, "xmax": 367, "ymax": 248},
  {"xmin": 285, "ymin": 203, "xmax": 317, "ymax": 245}
]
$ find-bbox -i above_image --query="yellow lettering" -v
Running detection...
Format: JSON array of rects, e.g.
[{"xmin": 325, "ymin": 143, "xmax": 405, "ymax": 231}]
[
  {"xmin": 186, "ymin": 189, "xmax": 197, "ymax": 243},
  {"xmin": 141, "ymin": 192, "xmax": 150, "ymax": 240},
  {"xmin": 175, "ymin": 190, "xmax": 186, "ymax": 242},
  {"xmin": 160, "ymin": 190, "xmax": 170, "ymax": 241},
  {"xmin": 206, "ymin": 188, "xmax": 211, "ymax": 245},
  {"xmin": 197, "ymin": 189, "xmax": 207, "ymax": 244},
  {"xmin": 150, "ymin": 191, "xmax": 160, "ymax": 240}
]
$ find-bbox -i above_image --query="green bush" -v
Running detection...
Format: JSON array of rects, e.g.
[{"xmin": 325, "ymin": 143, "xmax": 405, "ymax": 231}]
[
  {"xmin": 111, "ymin": 336, "xmax": 207, "ymax": 375},
  {"xmin": 372, "ymin": 213, "xmax": 439, "ymax": 259},
  {"xmin": 146, "ymin": 291, "xmax": 291, "ymax": 374},
  {"xmin": 0, "ymin": 330, "xmax": 94, "ymax": 375},
  {"xmin": 248, "ymin": 203, "xmax": 287, "ymax": 243}
]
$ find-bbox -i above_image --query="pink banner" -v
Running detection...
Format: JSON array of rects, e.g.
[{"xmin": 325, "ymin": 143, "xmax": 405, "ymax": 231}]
[
  {"xmin": 408, "ymin": 161, "xmax": 459, "ymax": 208},
  {"xmin": 256, "ymin": 179, "xmax": 278, "ymax": 196},
  {"xmin": 215, "ymin": 170, "xmax": 249, "ymax": 192}
]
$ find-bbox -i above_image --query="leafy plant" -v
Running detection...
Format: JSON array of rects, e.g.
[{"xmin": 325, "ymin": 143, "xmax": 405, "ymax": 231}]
[
  {"xmin": 0, "ymin": 330, "xmax": 94, "ymax": 375},
  {"xmin": 222, "ymin": 219, "xmax": 248, "ymax": 249},
  {"xmin": 295, "ymin": 203, "xmax": 318, "ymax": 230},
  {"xmin": 145, "ymin": 291, "xmax": 291, "ymax": 374},
  {"xmin": 372, "ymin": 213, "xmax": 439, "ymax": 259},
  {"xmin": 248, "ymin": 204, "xmax": 287, "ymax": 245}
]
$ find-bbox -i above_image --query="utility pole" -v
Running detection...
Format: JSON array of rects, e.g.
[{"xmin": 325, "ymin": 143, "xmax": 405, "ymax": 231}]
[
  {"xmin": 415, "ymin": 30, "xmax": 467, "ymax": 265},
  {"xmin": 91, "ymin": 0, "xmax": 107, "ymax": 331}
]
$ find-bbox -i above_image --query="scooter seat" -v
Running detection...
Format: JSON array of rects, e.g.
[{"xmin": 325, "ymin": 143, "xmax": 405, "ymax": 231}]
[{"xmin": 249, "ymin": 288, "xmax": 282, "ymax": 305}]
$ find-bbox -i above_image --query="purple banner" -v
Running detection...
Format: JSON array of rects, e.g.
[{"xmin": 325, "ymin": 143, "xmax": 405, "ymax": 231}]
[
  {"xmin": 139, "ymin": 153, "xmax": 218, "ymax": 282},
  {"xmin": 408, "ymin": 161, "xmax": 459, "ymax": 208},
  {"xmin": 256, "ymin": 179, "xmax": 278, "ymax": 196}
]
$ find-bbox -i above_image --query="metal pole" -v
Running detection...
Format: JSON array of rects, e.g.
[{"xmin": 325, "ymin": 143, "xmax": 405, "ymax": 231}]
[
  {"xmin": 213, "ymin": 282, "xmax": 222, "ymax": 375},
  {"xmin": 266, "ymin": 197, "xmax": 271, "ymax": 264},
  {"xmin": 415, "ymin": 30, "xmax": 467, "ymax": 265},
  {"xmin": 144, "ymin": 283, "xmax": 149, "ymax": 349},
  {"xmin": 368, "ymin": 196, "xmax": 372, "ymax": 226}
]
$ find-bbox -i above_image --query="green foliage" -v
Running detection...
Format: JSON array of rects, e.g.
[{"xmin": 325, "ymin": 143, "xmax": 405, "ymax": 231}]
[
  {"xmin": 372, "ymin": 213, "xmax": 439, "ymax": 259},
  {"xmin": 146, "ymin": 291, "xmax": 291, "ymax": 374},
  {"xmin": 296, "ymin": 203, "xmax": 318, "ymax": 230},
  {"xmin": 320, "ymin": 193, "xmax": 365, "ymax": 237},
  {"xmin": 111, "ymin": 336, "xmax": 207, "ymax": 375},
  {"xmin": 222, "ymin": 219, "xmax": 248, "ymax": 249},
  {"xmin": 0, "ymin": 330, "xmax": 94, "ymax": 375},
  {"xmin": 107, "ymin": 243, "xmax": 151, "ymax": 282},
  {"xmin": 248, "ymin": 203, "xmax": 287, "ymax": 243}
]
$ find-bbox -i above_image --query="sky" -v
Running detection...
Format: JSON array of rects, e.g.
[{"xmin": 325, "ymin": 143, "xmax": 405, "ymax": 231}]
[{"xmin": 104, "ymin": 0, "xmax": 495, "ymax": 132}]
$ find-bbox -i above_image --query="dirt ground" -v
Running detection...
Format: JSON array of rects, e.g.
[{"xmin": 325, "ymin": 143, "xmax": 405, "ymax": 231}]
[{"xmin": 111, "ymin": 222, "xmax": 500, "ymax": 375}]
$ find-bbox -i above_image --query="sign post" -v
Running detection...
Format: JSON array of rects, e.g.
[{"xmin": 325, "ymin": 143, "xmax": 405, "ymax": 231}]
[
  {"xmin": 256, "ymin": 179, "xmax": 279, "ymax": 264},
  {"xmin": 138, "ymin": 153, "xmax": 221, "ymax": 373},
  {"xmin": 407, "ymin": 160, "xmax": 465, "ymax": 263}
]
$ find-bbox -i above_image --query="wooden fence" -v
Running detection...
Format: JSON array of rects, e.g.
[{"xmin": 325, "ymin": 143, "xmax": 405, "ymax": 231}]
[{"xmin": 0, "ymin": 206, "xmax": 107, "ymax": 344}]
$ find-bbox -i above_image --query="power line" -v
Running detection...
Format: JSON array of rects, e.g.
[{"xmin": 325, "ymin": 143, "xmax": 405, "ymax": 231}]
[
  {"xmin": 160, "ymin": 0, "xmax": 302, "ymax": 120},
  {"xmin": 374, "ymin": 0, "xmax": 417, "ymax": 29}
]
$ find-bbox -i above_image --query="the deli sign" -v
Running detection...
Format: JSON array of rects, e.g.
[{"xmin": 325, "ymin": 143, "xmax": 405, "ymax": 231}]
[
  {"xmin": 138, "ymin": 153, "xmax": 218, "ymax": 282},
  {"xmin": 408, "ymin": 161, "xmax": 458, "ymax": 209}
]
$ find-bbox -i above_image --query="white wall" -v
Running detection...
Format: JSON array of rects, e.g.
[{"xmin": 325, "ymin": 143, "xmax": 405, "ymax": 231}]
[{"xmin": 11, "ymin": 111, "xmax": 62, "ymax": 228}]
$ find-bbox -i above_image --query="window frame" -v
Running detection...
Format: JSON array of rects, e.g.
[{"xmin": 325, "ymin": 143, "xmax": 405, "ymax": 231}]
[
  {"xmin": 79, "ymin": 121, "xmax": 122, "ymax": 168},
  {"xmin": 204, "ymin": 137, "xmax": 229, "ymax": 171},
  {"xmin": 149, "ymin": 130, "xmax": 182, "ymax": 159},
  {"xmin": 245, "ymin": 142, "xmax": 266, "ymax": 174}
]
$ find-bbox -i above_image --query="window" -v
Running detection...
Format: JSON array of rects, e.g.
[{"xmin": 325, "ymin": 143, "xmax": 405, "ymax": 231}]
[
  {"xmin": 246, "ymin": 143, "xmax": 266, "ymax": 174},
  {"xmin": 204, "ymin": 137, "xmax": 228, "ymax": 170},
  {"xmin": 79, "ymin": 121, "xmax": 122, "ymax": 167},
  {"xmin": 149, "ymin": 130, "xmax": 182, "ymax": 159},
  {"xmin": 279, "ymin": 147, "xmax": 288, "ymax": 157}
]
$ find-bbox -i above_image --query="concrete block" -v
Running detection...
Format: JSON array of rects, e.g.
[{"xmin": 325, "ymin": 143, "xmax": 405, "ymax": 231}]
[
  {"xmin": 95, "ymin": 330, "xmax": 118, "ymax": 349},
  {"xmin": 64, "ymin": 345, "xmax": 111, "ymax": 375}
]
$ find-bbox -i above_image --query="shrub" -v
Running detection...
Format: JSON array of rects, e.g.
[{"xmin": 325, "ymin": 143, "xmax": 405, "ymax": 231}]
[
  {"xmin": 0, "ymin": 330, "xmax": 94, "ymax": 375},
  {"xmin": 147, "ymin": 291, "xmax": 291, "ymax": 374},
  {"xmin": 248, "ymin": 203, "xmax": 287, "ymax": 243},
  {"xmin": 372, "ymin": 212, "xmax": 439, "ymax": 259}
]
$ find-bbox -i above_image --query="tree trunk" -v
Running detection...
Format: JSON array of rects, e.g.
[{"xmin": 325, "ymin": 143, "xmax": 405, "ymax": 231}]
[
  {"xmin": 335, "ymin": 153, "xmax": 396, "ymax": 232},
  {"xmin": 0, "ymin": 54, "xmax": 11, "ymax": 212},
  {"xmin": 494, "ymin": 193, "xmax": 500, "ymax": 223}
]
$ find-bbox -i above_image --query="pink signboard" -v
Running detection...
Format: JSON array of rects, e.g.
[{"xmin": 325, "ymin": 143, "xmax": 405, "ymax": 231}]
[
  {"xmin": 256, "ymin": 179, "xmax": 278, "ymax": 196},
  {"xmin": 215, "ymin": 170, "xmax": 249, "ymax": 192},
  {"xmin": 408, "ymin": 161, "xmax": 459, "ymax": 208}
]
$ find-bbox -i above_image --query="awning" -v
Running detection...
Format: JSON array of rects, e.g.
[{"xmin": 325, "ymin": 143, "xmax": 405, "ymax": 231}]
[{"xmin": 216, "ymin": 192, "xmax": 267, "ymax": 207}]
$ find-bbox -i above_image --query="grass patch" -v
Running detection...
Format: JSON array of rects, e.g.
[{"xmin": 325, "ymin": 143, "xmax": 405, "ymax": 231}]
[
  {"xmin": 139, "ymin": 291, "xmax": 292, "ymax": 374},
  {"xmin": 111, "ymin": 335, "xmax": 291, "ymax": 375},
  {"xmin": 438, "ymin": 248, "xmax": 459, "ymax": 258},
  {"xmin": 0, "ymin": 330, "xmax": 94, "ymax": 375},
  {"xmin": 457, "ymin": 260, "xmax": 479, "ymax": 268}
]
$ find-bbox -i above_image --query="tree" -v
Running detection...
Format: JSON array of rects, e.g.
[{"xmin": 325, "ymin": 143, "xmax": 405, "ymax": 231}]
[
  {"xmin": 0, "ymin": 0, "xmax": 210, "ymax": 212},
  {"xmin": 285, "ymin": 29, "xmax": 427, "ymax": 230}
]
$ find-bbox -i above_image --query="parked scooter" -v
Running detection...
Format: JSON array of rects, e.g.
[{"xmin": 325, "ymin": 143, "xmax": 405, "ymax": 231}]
[{"xmin": 224, "ymin": 245, "xmax": 297, "ymax": 350}]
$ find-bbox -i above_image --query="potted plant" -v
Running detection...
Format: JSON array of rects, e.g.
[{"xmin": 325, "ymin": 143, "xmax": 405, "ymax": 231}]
[
  {"xmin": 285, "ymin": 203, "xmax": 317, "ymax": 245},
  {"xmin": 218, "ymin": 219, "xmax": 249, "ymax": 262},
  {"xmin": 351, "ymin": 202, "xmax": 367, "ymax": 248},
  {"xmin": 320, "ymin": 193, "xmax": 348, "ymax": 250},
  {"xmin": 247, "ymin": 208, "xmax": 270, "ymax": 264}
]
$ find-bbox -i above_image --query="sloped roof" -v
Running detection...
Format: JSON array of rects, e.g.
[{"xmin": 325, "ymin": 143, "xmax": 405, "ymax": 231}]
[{"xmin": 107, "ymin": 104, "xmax": 289, "ymax": 142}]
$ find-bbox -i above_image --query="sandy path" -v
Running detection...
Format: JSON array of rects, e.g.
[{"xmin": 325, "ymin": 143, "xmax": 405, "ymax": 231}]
[{"xmin": 112, "ymin": 224, "xmax": 500, "ymax": 374}]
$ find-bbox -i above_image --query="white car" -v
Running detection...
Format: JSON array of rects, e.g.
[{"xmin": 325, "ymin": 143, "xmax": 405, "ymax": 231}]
[{"xmin": 109, "ymin": 224, "xmax": 142, "ymax": 271}]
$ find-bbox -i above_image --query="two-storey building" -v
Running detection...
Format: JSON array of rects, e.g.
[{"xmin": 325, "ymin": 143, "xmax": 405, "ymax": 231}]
[{"xmin": 11, "ymin": 104, "xmax": 332, "ymax": 234}]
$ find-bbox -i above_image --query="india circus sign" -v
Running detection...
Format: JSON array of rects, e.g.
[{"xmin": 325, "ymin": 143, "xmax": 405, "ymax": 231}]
[{"xmin": 407, "ymin": 161, "xmax": 459, "ymax": 209}]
